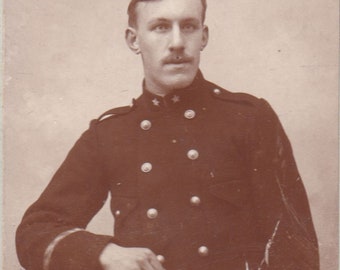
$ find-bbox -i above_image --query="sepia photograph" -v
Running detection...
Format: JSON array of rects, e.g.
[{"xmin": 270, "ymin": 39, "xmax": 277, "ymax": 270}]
[{"xmin": 3, "ymin": 0, "xmax": 338, "ymax": 269}]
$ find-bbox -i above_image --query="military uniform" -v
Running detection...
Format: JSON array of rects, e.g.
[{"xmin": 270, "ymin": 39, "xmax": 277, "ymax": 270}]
[{"xmin": 16, "ymin": 71, "xmax": 319, "ymax": 270}]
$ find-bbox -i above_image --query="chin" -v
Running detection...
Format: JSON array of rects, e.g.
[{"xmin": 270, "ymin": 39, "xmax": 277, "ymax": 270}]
[{"xmin": 163, "ymin": 72, "xmax": 196, "ymax": 90}]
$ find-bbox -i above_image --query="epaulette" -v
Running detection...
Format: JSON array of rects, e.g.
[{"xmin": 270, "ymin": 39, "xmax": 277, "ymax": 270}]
[
  {"xmin": 97, "ymin": 101, "xmax": 136, "ymax": 122},
  {"xmin": 209, "ymin": 82, "xmax": 260, "ymax": 107}
]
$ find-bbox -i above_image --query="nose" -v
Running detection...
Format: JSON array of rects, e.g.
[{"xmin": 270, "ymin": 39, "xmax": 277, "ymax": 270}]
[{"xmin": 169, "ymin": 25, "xmax": 185, "ymax": 51}]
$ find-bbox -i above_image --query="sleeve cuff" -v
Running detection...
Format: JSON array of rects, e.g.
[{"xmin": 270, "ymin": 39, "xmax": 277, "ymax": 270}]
[{"xmin": 48, "ymin": 230, "xmax": 114, "ymax": 270}]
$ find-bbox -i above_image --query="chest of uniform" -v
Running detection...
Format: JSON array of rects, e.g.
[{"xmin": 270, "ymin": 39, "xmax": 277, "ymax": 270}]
[{"xmin": 104, "ymin": 103, "xmax": 252, "ymax": 204}]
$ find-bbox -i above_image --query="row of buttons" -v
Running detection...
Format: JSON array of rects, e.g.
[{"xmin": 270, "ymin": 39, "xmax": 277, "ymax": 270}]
[
  {"xmin": 115, "ymin": 195, "xmax": 201, "ymax": 220},
  {"xmin": 145, "ymin": 196, "xmax": 201, "ymax": 219},
  {"xmin": 140, "ymin": 109, "xmax": 197, "ymax": 131},
  {"xmin": 156, "ymin": 245, "xmax": 209, "ymax": 264},
  {"xmin": 140, "ymin": 149, "xmax": 199, "ymax": 173}
]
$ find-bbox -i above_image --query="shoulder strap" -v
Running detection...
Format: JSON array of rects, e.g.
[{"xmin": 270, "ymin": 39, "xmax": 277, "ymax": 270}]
[
  {"xmin": 208, "ymin": 82, "xmax": 260, "ymax": 106},
  {"xmin": 97, "ymin": 100, "xmax": 136, "ymax": 122}
]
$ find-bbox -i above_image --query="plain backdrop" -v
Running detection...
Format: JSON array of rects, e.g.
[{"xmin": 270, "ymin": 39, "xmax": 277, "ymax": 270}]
[{"xmin": 4, "ymin": 1, "xmax": 339, "ymax": 269}]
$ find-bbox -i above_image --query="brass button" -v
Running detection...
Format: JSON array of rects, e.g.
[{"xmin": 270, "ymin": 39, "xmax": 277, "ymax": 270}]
[
  {"xmin": 184, "ymin": 109, "xmax": 196, "ymax": 119},
  {"xmin": 156, "ymin": 255, "xmax": 165, "ymax": 263},
  {"xmin": 198, "ymin": 246, "xmax": 209, "ymax": 257},
  {"xmin": 213, "ymin": 88, "xmax": 221, "ymax": 95},
  {"xmin": 115, "ymin": 210, "xmax": 121, "ymax": 217},
  {"xmin": 190, "ymin": 196, "xmax": 201, "ymax": 206},
  {"xmin": 187, "ymin": 149, "xmax": 199, "ymax": 160},
  {"xmin": 147, "ymin": 208, "xmax": 158, "ymax": 219},
  {"xmin": 141, "ymin": 162, "xmax": 152, "ymax": 173},
  {"xmin": 140, "ymin": 120, "xmax": 152, "ymax": 130}
]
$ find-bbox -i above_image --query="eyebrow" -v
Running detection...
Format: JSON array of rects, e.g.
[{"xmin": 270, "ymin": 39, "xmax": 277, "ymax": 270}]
[
  {"xmin": 147, "ymin": 17, "xmax": 201, "ymax": 26},
  {"xmin": 147, "ymin": 18, "xmax": 169, "ymax": 27},
  {"xmin": 181, "ymin": 18, "xmax": 201, "ymax": 25}
]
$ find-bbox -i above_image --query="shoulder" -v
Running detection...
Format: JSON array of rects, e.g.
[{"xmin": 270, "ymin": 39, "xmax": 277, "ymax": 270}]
[
  {"xmin": 89, "ymin": 101, "xmax": 137, "ymax": 127},
  {"xmin": 85, "ymin": 100, "xmax": 136, "ymax": 130},
  {"xmin": 204, "ymin": 80, "xmax": 278, "ymax": 124},
  {"xmin": 98, "ymin": 104, "xmax": 135, "ymax": 121},
  {"xmin": 205, "ymin": 80, "xmax": 265, "ymax": 109}
]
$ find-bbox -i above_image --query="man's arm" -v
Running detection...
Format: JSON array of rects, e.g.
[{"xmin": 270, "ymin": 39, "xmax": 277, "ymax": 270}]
[
  {"xmin": 16, "ymin": 120, "xmax": 166, "ymax": 270},
  {"xmin": 16, "ymin": 121, "xmax": 113, "ymax": 270},
  {"xmin": 16, "ymin": 122, "xmax": 112, "ymax": 270},
  {"xmin": 248, "ymin": 99, "xmax": 319, "ymax": 270}
]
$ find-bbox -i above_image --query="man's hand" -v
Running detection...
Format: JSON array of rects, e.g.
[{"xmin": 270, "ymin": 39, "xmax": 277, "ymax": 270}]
[{"xmin": 99, "ymin": 243, "xmax": 166, "ymax": 270}]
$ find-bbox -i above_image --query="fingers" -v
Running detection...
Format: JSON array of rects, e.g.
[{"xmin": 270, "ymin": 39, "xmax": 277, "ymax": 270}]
[
  {"xmin": 99, "ymin": 244, "xmax": 165, "ymax": 270},
  {"xmin": 138, "ymin": 248, "xmax": 165, "ymax": 270},
  {"xmin": 148, "ymin": 256, "xmax": 166, "ymax": 270}
]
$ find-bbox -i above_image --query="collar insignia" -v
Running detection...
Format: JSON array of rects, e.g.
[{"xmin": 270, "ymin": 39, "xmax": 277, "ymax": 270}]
[
  {"xmin": 171, "ymin": 95, "xmax": 180, "ymax": 103},
  {"xmin": 152, "ymin": 98, "xmax": 160, "ymax": 106}
]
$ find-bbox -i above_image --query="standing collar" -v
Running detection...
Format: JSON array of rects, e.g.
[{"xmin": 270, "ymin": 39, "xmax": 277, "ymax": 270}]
[{"xmin": 138, "ymin": 70, "xmax": 206, "ymax": 111}]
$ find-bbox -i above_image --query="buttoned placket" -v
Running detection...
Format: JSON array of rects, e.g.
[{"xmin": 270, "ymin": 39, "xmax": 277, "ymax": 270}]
[{"xmin": 134, "ymin": 81, "xmax": 222, "ymax": 265}]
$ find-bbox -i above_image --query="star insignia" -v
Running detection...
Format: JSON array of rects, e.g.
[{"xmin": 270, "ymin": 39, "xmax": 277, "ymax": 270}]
[
  {"xmin": 152, "ymin": 98, "xmax": 160, "ymax": 106},
  {"xmin": 171, "ymin": 95, "xmax": 180, "ymax": 103}
]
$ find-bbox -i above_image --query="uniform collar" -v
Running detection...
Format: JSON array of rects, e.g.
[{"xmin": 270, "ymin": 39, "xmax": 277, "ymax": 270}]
[{"xmin": 139, "ymin": 70, "xmax": 206, "ymax": 111}]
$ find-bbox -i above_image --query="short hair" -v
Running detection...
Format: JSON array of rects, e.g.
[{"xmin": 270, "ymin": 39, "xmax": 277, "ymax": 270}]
[{"xmin": 127, "ymin": 0, "xmax": 207, "ymax": 27}]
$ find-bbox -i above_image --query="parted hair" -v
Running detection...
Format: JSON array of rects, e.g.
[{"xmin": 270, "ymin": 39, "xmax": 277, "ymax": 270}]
[{"xmin": 127, "ymin": 0, "xmax": 207, "ymax": 27}]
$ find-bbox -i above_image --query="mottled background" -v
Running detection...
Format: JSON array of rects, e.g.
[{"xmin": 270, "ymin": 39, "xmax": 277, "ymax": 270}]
[{"xmin": 3, "ymin": 0, "xmax": 338, "ymax": 269}]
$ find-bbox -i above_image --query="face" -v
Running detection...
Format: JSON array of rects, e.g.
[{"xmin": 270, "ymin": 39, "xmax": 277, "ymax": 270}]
[{"xmin": 126, "ymin": 0, "xmax": 208, "ymax": 95}]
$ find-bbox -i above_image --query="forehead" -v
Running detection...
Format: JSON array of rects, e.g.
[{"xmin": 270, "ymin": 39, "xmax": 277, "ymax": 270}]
[{"xmin": 135, "ymin": 0, "xmax": 203, "ymax": 23}]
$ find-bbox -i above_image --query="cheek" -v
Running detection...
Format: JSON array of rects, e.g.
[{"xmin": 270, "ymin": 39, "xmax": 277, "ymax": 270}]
[
  {"xmin": 188, "ymin": 45, "xmax": 203, "ymax": 60},
  {"xmin": 186, "ymin": 36, "xmax": 204, "ymax": 51},
  {"xmin": 140, "ymin": 47, "xmax": 162, "ymax": 69},
  {"xmin": 140, "ymin": 42, "xmax": 166, "ymax": 61},
  {"xmin": 140, "ymin": 34, "xmax": 168, "ymax": 49}
]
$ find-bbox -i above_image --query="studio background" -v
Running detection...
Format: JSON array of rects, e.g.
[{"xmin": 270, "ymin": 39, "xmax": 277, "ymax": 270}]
[{"xmin": 4, "ymin": 1, "xmax": 338, "ymax": 269}]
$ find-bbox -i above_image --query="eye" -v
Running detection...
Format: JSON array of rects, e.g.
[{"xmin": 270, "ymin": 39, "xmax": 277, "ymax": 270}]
[
  {"xmin": 182, "ymin": 24, "xmax": 197, "ymax": 33},
  {"xmin": 153, "ymin": 24, "xmax": 170, "ymax": 33}
]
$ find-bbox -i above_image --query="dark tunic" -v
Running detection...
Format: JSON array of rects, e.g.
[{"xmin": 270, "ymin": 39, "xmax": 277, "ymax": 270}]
[{"xmin": 16, "ymin": 72, "xmax": 319, "ymax": 270}]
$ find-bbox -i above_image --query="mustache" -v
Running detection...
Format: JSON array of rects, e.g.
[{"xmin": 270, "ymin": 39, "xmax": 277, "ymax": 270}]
[{"xmin": 162, "ymin": 54, "xmax": 193, "ymax": 64}]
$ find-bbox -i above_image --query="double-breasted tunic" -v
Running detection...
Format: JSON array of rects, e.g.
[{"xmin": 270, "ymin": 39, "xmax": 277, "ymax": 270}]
[{"xmin": 16, "ymin": 72, "xmax": 319, "ymax": 270}]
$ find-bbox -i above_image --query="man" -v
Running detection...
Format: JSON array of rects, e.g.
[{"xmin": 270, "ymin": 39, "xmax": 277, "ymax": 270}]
[{"xmin": 16, "ymin": 0, "xmax": 319, "ymax": 269}]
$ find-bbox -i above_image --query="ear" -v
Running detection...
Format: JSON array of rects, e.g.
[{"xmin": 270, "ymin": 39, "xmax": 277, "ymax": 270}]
[
  {"xmin": 125, "ymin": 27, "xmax": 141, "ymax": 54},
  {"xmin": 201, "ymin": 25, "xmax": 209, "ymax": 51}
]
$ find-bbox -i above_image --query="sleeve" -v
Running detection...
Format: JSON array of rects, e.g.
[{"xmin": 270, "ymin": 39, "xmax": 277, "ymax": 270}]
[
  {"xmin": 16, "ymin": 120, "xmax": 113, "ymax": 270},
  {"xmin": 247, "ymin": 99, "xmax": 319, "ymax": 270}
]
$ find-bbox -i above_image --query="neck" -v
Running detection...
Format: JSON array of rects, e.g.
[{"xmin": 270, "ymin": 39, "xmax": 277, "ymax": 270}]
[
  {"xmin": 144, "ymin": 73, "xmax": 200, "ymax": 97},
  {"xmin": 144, "ymin": 81, "xmax": 171, "ymax": 97},
  {"xmin": 144, "ymin": 80, "xmax": 189, "ymax": 97}
]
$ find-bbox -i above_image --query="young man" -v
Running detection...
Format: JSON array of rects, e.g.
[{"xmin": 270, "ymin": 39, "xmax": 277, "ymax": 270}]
[{"xmin": 16, "ymin": 0, "xmax": 319, "ymax": 269}]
